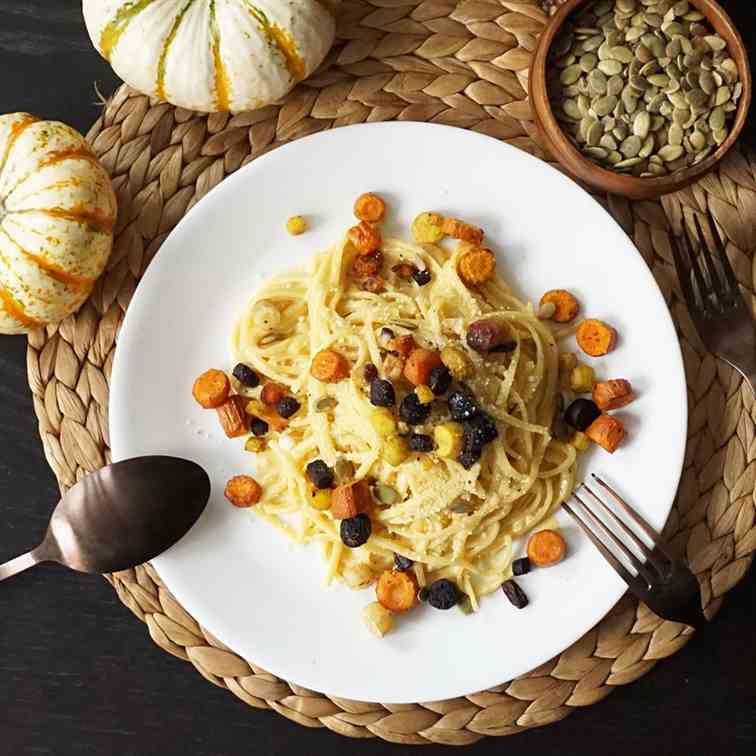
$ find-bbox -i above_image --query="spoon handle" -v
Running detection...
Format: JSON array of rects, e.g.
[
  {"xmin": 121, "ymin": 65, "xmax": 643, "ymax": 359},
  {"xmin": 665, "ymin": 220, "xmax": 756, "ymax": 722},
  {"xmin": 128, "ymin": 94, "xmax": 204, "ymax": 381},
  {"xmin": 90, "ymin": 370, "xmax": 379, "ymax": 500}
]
[{"xmin": 0, "ymin": 550, "xmax": 44, "ymax": 582}]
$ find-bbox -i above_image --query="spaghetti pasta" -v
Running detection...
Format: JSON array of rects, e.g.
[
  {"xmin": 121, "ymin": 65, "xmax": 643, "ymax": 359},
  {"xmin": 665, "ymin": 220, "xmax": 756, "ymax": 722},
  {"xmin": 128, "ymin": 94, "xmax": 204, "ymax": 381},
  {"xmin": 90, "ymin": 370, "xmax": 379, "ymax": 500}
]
[{"xmin": 231, "ymin": 232, "xmax": 577, "ymax": 609}]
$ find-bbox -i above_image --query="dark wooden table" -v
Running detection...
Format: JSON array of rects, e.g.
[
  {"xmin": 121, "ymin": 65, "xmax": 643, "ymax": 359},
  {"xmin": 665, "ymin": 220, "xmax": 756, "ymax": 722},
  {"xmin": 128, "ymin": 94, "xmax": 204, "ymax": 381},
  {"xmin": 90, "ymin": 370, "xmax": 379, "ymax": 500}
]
[{"xmin": 0, "ymin": 2, "xmax": 754, "ymax": 754}]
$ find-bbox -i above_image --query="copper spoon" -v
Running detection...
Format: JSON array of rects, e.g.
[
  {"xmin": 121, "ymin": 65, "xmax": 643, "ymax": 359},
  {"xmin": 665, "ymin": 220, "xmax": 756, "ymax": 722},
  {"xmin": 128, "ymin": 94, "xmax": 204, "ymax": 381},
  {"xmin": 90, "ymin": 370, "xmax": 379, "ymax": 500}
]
[{"xmin": 0, "ymin": 456, "xmax": 210, "ymax": 581}]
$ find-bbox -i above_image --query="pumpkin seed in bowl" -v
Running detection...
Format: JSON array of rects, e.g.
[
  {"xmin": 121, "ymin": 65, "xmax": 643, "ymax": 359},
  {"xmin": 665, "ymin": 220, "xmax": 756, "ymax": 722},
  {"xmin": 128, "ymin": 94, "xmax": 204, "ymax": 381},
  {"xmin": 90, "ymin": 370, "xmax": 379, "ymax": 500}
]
[{"xmin": 547, "ymin": 0, "xmax": 742, "ymax": 177}]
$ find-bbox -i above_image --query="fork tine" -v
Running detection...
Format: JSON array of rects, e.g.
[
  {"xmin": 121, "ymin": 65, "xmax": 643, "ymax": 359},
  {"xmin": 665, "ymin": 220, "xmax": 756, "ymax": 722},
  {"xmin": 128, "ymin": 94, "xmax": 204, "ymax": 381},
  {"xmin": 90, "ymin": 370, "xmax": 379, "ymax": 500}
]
[
  {"xmin": 582, "ymin": 483, "xmax": 668, "ymax": 575},
  {"xmin": 563, "ymin": 501, "xmax": 646, "ymax": 592},
  {"xmin": 670, "ymin": 231, "xmax": 699, "ymax": 312},
  {"xmin": 572, "ymin": 492, "xmax": 655, "ymax": 584},
  {"xmin": 692, "ymin": 212, "xmax": 727, "ymax": 303},
  {"xmin": 703, "ymin": 210, "xmax": 741, "ymax": 302},
  {"xmin": 591, "ymin": 474, "xmax": 673, "ymax": 560},
  {"xmin": 681, "ymin": 214, "xmax": 710, "ymax": 307}
]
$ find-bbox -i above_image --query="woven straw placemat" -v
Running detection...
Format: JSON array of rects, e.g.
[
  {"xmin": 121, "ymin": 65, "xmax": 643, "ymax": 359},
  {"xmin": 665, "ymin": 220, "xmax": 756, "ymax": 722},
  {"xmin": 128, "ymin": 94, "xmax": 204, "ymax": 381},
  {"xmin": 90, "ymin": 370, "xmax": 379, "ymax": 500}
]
[{"xmin": 24, "ymin": 0, "xmax": 756, "ymax": 745}]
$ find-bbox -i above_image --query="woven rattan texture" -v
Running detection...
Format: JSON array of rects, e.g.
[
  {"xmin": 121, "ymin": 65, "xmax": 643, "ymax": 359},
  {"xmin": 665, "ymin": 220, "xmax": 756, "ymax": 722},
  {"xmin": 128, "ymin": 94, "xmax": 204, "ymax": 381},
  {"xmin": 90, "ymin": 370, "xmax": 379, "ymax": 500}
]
[{"xmin": 24, "ymin": 0, "xmax": 756, "ymax": 744}]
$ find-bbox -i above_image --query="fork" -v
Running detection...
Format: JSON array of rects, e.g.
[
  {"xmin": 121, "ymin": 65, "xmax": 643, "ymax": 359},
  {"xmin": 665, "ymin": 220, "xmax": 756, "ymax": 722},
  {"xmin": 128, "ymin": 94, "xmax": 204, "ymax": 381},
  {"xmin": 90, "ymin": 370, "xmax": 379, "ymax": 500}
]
[
  {"xmin": 671, "ymin": 208, "xmax": 756, "ymax": 396},
  {"xmin": 563, "ymin": 475, "xmax": 705, "ymax": 630}
]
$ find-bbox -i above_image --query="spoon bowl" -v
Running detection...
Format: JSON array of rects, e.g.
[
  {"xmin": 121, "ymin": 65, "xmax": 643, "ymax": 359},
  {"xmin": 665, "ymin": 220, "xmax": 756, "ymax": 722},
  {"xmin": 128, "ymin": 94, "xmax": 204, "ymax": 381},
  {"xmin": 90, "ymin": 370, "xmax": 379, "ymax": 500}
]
[{"xmin": 1, "ymin": 456, "xmax": 210, "ymax": 581}]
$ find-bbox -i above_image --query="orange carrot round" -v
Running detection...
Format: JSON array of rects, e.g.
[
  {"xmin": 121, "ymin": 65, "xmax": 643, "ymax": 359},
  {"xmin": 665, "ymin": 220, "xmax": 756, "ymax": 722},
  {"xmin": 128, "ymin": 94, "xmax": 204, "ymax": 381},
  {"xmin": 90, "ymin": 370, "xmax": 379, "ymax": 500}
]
[
  {"xmin": 576, "ymin": 319, "xmax": 617, "ymax": 357},
  {"xmin": 353, "ymin": 192, "xmax": 386, "ymax": 223},
  {"xmin": 540, "ymin": 289, "xmax": 580, "ymax": 323},
  {"xmin": 192, "ymin": 369, "xmax": 230, "ymax": 409},
  {"xmin": 527, "ymin": 529, "xmax": 566, "ymax": 566},
  {"xmin": 311, "ymin": 348, "xmax": 350, "ymax": 383}
]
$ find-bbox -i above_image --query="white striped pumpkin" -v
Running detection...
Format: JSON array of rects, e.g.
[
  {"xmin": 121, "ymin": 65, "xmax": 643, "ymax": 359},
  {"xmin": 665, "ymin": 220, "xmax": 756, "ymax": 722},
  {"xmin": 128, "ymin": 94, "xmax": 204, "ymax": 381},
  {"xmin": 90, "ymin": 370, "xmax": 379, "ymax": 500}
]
[
  {"xmin": 0, "ymin": 114, "xmax": 116, "ymax": 335},
  {"xmin": 83, "ymin": 0, "xmax": 336, "ymax": 113}
]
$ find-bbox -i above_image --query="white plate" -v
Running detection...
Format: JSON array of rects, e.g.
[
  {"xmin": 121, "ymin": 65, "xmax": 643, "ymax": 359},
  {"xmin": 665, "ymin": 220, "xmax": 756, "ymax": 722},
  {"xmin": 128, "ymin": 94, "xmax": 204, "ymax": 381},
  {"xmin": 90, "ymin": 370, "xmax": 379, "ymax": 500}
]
[{"xmin": 110, "ymin": 122, "xmax": 687, "ymax": 703}]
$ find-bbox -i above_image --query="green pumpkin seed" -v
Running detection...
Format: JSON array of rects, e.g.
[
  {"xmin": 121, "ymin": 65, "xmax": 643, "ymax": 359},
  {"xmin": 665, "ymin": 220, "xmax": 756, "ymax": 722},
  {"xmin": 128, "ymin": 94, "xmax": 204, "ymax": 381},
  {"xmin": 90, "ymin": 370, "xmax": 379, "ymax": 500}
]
[
  {"xmin": 607, "ymin": 75, "xmax": 624, "ymax": 97},
  {"xmin": 626, "ymin": 27, "xmax": 646, "ymax": 42},
  {"xmin": 648, "ymin": 73, "xmax": 671, "ymax": 88},
  {"xmin": 585, "ymin": 146, "xmax": 609, "ymax": 159},
  {"xmin": 633, "ymin": 109, "xmax": 652, "ymax": 137},
  {"xmin": 560, "ymin": 65, "xmax": 582, "ymax": 85},
  {"xmin": 709, "ymin": 106, "xmax": 725, "ymax": 131},
  {"xmin": 580, "ymin": 53, "xmax": 598, "ymax": 71},
  {"xmin": 673, "ymin": 0, "xmax": 689, "ymax": 15},
  {"xmin": 704, "ymin": 35, "xmax": 726, "ymax": 52},
  {"xmin": 686, "ymin": 88, "xmax": 709, "ymax": 108},
  {"xmin": 613, "ymin": 123, "xmax": 629, "ymax": 140},
  {"xmin": 658, "ymin": 144, "xmax": 684, "ymax": 161},
  {"xmin": 594, "ymin": 94, "xmax": 619, "ymax": 116},
  {"xmin": 589, "ymin": 69, "xmax": 608, "ymax": 93},
  {"xmin": 620, "ymin": 134, "xmax": 643, "ymax": 157},
  {"xmin": 598, "ymin": 59, "xmax": 623, "ymax": 75},
  {"xmin": 698, "ymin": 70, "xmax": 715, "ymax": 94},
  {"xmin": 639, "ymin": 134, "xmax": 655, "ymax": 157},
  {"xmin": 587, "ymin": 120, "xmax": 604, "ymax": 146},
  {"xmin": 599, "ymin": 133, "xmax": 619, "ymax": 150},
  {"xmin": 616, "ymin": 156, "xmax": 644, "ymax": 168},
  {"xmin": 583, "ymin": 34, "xmax": 604, "ymax": 51},
  {"xmin": 651, "ymin": 114, "xmax": 667, "ymax": 131},
  {"xmin": 661, "ymin": 21, "xmax": 684, "ymax": 37},
  {"xmin": 690, "ymin": 130, "xmax": 706, "ymax": 150},
  {"xmin": 668, "ymin": 123, "xmax": 683, "ymax": 145},
  {"xmin": 563, "ymin": 99, "xmax": 581, "ymax": 120}
]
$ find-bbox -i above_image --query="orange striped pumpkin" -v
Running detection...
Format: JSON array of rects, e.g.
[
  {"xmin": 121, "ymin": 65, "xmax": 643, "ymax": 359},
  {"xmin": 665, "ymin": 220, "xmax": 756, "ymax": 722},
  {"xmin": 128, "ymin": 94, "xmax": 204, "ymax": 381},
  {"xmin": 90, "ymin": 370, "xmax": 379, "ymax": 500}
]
[
  {"xmin": 83, "ymin": 0, "xmax": 336, "ymax": 113},
  {"xmin": 0, "ymin": 114, "xmax": 116, "ymax": 335}
]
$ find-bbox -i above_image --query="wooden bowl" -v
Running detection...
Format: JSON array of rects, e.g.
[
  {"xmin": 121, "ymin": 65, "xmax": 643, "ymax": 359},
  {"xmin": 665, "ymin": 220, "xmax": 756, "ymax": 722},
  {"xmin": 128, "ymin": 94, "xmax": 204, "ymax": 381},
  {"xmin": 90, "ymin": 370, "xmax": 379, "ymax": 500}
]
[{"xmin": 530, "ymin": 0, "xmax": 752, "ymax": 200}]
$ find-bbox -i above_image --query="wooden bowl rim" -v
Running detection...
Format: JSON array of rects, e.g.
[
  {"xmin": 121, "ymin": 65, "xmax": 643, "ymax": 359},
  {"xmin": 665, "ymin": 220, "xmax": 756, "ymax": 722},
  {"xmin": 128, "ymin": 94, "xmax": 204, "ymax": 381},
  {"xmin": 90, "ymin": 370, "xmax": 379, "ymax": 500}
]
[{"xmin": 530, "ymin": 0, "xmax": 753, "ymax": 195}]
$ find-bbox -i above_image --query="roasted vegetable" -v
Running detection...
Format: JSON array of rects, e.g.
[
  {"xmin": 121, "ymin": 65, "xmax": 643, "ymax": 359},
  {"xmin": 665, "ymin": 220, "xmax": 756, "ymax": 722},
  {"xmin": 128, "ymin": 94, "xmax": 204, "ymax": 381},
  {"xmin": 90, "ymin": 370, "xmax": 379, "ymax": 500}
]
[
  {"xmin": 353, "ymin": 192, "xmax": 386, "ymax": 223},
  {"xmin": 386, "ymin": 334, "xmax": 417, "ymax": 358},
  {"xmin": 352, "ymin": 249, "xmax": 383, "ymax": 278},
  {"xmin": 376, "ymin": 569, "xmax": 418, "ymax": 613},
  {"xmin": 286, "ymin": 215, "xmax": 307, "ymax": 235},
  {"xmin": 592, "ymin": 379, "xmax": 635, "ymax": 411},
  {"xmin": 442, "ymin": 217, "xmax": 484, "ymax": 246},
  {"xmin": 440, "ymin": 346, "xmax": 471, "ymax": 380},
  {"xmin": 311, "ymin": 349, "xmax": 350, "ymax": 383},
  {"xmin": 261, "ymin": 382, "xmax": 286, "ymax": 407},
  {"xmin": 539, "ymin": 289, "xmax": 579, "ymax": 323},
  {"xmin": 404, "ymin": 348, "xmax": 443, "ymax": 386},
  {"xmin": 458, "ymin": 247, "xmax": 496, "ymax": 286},
  {"xmin": 586, "ymin": 414, "xmax": 626, "ymax": 453},
  {"xmin": 216, "ymin": 395, "xmax": 249, "ymax": 437},
  {"xmin": 332, "ymin": 480, "xmax": 372, "ymax": 519},
  {"xmin": 224, "ymin": 475, "xmax": 262, "ymax": 507},
  {"xmin": 363, "ymin": 601, "xmax": 394, "ymax": 637},
  {"xmin": 411, "ymin": 212, "xmax": 445, "ymax": 244},
  {"xmin": 576, "ymin": 319, "xmax": 617, "ymax": 357},
  {"xmin": 527, "ymin": 529, "xmax": 566, "ymax": 566},
  {"xmin": 192, "ymin": 369, "xmax": 230, "ymax": 409},
  {"xmin": 348, "ymin": 220, "xmax": 381, "ymax": 255},
  {"xmin": 570, "ymin": 364, "xmax": 595, "ymax": 394}
]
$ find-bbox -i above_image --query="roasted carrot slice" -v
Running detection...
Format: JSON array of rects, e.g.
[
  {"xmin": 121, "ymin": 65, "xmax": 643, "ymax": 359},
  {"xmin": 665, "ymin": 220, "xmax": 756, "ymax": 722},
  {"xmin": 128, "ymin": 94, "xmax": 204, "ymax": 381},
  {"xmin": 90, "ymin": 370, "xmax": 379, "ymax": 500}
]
[
  {"xmin": 311, "ymin": 348, "xmax": 351, "ymax": 383},
  {"xmin": 442, "ymin": 217, "xmax": 484, "ymax": 246},
  {"xmin": 592, "ymin": 379, "xmax": 635, "ymax": 411},
  {"xmin": 539, "ymin": 289, "xmax": 580, "ymax": 323},
  {"xmin": 386, "ymin": 334, "xmax": 417, "ymax": 358},
  {"xmin": 576, "ymin": 319, "xmax": 617, "ymax": 357},
  {"xmin": 192, "ymin": 369, "xmax": 230, "ymax": 409},
  {"xmin": 331, "ymin": 479, "xmax": 372, "ymax": 519},
  {"xmin": 527, "ymin": 529, "xmax": 566, "ymax": 566},
  {"xmin": 404, "ymin": 348, "xmax": 443, "ymax": 386},
  {"xmin": 586, "ymin": 414, "xmax": 625, "ymax": 453},
  {"xmin": 224, "ymin": 475, "xmax": 262, "ymax": 507},
  {"xmin": 458, "ymin": 247, "xmax": 496, "ymax": 286},
  {"xmin": 348, "ymin": 220, "xmax": 381, "ymax": 255},
  {"xmin": 354, "ymin": 192, "xmax": 386, "ymax": 223},
  {"xmin": 376, "ymin": 569, "xmax": 418, "ymax": 613},
  {"xmin": 216, "ymin": 395, "xmax": 249, "ymax": 437}
]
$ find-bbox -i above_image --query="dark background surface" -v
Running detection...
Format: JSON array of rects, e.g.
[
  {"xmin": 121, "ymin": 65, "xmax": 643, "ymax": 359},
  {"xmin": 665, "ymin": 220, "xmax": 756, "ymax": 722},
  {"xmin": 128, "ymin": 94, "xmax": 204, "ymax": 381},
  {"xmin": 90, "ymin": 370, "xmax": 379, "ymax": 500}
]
[{"xmin": 0, "ymin": 2, "xmax": 754, "ymax": 755}]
